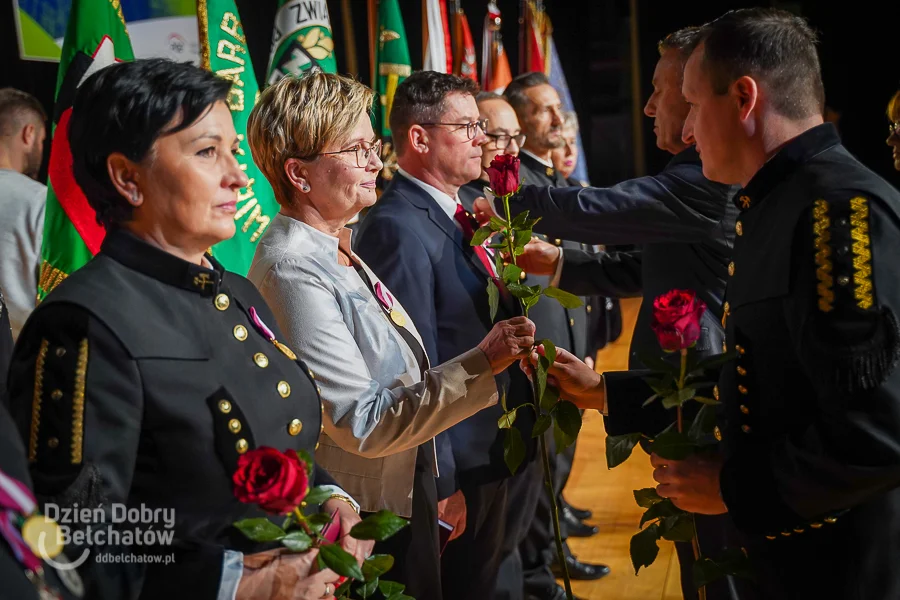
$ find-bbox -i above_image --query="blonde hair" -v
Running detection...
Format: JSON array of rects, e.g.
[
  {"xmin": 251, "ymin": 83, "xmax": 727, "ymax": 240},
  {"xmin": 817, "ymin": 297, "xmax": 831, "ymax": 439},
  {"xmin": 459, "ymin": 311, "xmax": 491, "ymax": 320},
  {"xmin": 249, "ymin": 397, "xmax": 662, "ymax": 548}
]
[
  {"xmin": 248, "ymin": 72, "xmax": 375, "ymax": 205},
  {"xmin": 888, "ymin": 90, "xmax": 900, "ymax": 123}
]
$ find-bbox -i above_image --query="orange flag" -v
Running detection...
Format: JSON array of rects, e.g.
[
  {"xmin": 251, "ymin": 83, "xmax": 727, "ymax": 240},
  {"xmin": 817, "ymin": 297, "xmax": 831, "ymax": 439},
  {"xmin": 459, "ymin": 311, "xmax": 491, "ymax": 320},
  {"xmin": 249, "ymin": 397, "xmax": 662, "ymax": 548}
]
[{"xmin": 481, "ymin": 1, "xmax": 512, "ymax": 93}]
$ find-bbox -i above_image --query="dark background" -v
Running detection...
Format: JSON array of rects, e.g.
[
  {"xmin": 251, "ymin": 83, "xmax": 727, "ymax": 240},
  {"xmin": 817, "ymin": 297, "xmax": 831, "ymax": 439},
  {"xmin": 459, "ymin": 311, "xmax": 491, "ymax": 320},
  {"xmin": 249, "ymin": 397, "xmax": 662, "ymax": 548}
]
[{"xmin": 3, "ymin": 0, "xmax": 899, "ymax": 186}]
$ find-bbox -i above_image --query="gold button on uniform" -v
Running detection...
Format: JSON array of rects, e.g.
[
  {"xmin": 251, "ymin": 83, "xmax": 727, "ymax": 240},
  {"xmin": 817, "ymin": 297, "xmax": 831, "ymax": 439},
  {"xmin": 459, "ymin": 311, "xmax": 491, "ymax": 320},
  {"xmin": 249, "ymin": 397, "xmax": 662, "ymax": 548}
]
[
  {"xmin": 55, "ymin": 347, "xmax": 66, "ymax": 358},
  {"xmin": 737, "ymin": 366, "xmax": 747, "ymax": 376},
  {"xmin": 51, "ymin": 389, "xmax": 63, "ymax": 401},
  {"xmin": 810, "ymin": 522, "xmax": 823, "ymax": 529},
  {"xmin": 218, "ymin": 400, "xmax": 232, "ymax": 413},
  {"xmin": 793, "ymin": 528, "xmax": 805, "ymax": 534},
  {"xmin": 728, "ymin": 262, "xmax": 735, "ymax": 276},
  {"xmin": 738, "ymin": 385, "xmax": 749, "ymax": 395},
  {"xmin": 766, "ymin": 535, "xmax": 777, "ymax": 540},
  {"xmin": 48, "ymin": 437, "xmax": 59, "ymax": 449},
  {"xmin": 735, "ymin": 344, "xmax": 745, "ymax": 355},
  {"xmin": 277, "ymin": 381, "xmax": 291, "ymax": 398},
  {"xmin": 228, "ymin": 419, "xmax": 242, "ymax": 434},
  {"xmin": 735, "ymin": 221, "xmax": 743, "ymax": 236},
  {"xmin": 308, "ymin": 370, "xmax": 315, "ymax": 380},
  {"xmin": 713, "ymin": 385, "xmax": 720, "ymax": 401},
  {"xmin": 713, "ymin": 425, "xmax": 722, "ymax": 441},
  {"xmin": 554, "ymin": 239, "xmax": 562, "ymax": 246},
  {"xmin": 316, "ymin": 386, "xmax": 322, "ymax": 396},
  {"xmin": 824, "ymin": 517, "xmax": 838, "ymax": 524},
  {"xmin": 233, "ymin": 325, "xmax": 248, "ymax": 341},
  {"xmin": 740, "ymin": 404, "xmax": 750, "ymax": 415},
  {"xmin": 288, "ymin": 419, "xmax": 303, "ymax": 436},
  {"xmin": 741, "ymin": 424, "xmax": 752, "ymax": 433},
  {"xmin": 586, "ymin": 305, "xmax": 592, "ymax": 313},
  {"xmin": 215, "ymin": 294, "xmax": 230, "ymax": 311},
  {"xmin": 780, "ymin": 531, "xmax": 791, "ymax": 537},
  {"xmin": 236, "ymin": 439, "xmax": 248, "ymax": 454},
  {"xmin": 254, "ymin": 353, "xmax": 269, "ymax": 368},
  {"xmin": 569, "ymin": 318, "xmax": 575, "ymax": 327}
]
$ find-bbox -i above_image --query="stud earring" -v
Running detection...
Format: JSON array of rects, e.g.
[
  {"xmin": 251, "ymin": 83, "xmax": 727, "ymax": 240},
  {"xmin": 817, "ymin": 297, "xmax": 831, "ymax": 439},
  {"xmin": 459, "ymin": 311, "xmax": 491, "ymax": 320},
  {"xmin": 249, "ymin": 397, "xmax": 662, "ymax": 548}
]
[{"xmin": 300, "ymin": 183, "xmax": 311, "ymax": 193}]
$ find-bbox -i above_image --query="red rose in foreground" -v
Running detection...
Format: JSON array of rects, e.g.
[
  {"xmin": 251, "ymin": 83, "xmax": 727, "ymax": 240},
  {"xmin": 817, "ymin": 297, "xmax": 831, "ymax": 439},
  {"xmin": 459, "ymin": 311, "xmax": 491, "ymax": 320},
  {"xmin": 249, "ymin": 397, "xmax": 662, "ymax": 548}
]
[
  {"xmin": 650, "ymin": 290, "xmax": 707, "ymax": 352},
  {"xmin": 485, "ymin": 154, "xmax": 521, "ymax": 197},
  {"xmin": 233, "ymin": 447, "xmax": 309, "ymax": 514}
]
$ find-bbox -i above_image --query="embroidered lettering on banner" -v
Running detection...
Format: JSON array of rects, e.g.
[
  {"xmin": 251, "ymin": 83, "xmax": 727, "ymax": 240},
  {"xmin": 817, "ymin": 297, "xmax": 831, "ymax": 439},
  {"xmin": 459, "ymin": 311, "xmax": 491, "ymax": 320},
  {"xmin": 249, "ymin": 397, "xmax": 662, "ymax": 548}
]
[
  {"xmin": 849, "ymin": 197, "xmax": 874, "ymax": 310},
  {"xmin": 812, "ymin": 199, "xmax": 834, "ymax": 312}
]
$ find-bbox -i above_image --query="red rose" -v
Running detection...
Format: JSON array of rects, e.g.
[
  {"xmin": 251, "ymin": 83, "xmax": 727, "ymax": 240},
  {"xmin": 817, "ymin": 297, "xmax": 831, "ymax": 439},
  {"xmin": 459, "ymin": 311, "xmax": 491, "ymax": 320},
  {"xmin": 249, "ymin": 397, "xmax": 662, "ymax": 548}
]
[
  {"xmin": 485, "ymin": 154, "xmax": 521, "ymax": 197},
  {"xmin": 233, "ymin": 447, "xmax": 309, "ymax": 515},
  {"xmin": 650, "ymin": 290, "xmax": 707, "ymax": 352}
]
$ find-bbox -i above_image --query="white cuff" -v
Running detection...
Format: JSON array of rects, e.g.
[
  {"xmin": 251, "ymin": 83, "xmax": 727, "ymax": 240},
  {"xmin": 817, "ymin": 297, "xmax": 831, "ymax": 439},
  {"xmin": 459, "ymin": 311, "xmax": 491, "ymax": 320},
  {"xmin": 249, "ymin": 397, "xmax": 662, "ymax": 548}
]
[
  {"xmin": 218, "ymin": 550, "xmax": 244, "ymax": 600},
  {"xmin": 318, "ymin": 484, "xmax": 361, "ymax": 513},
  {"xmin": 549, "ymin": 247, "xmax": 564, "ymax": 288}
]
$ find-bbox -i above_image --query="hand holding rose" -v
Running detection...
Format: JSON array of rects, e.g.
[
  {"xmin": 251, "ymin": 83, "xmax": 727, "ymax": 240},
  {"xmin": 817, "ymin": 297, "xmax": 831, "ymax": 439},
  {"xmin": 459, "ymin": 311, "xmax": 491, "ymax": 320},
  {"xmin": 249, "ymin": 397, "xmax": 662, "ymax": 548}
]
[{"xmin": 520, "ymin": 345, "xmax": 606, "ymax": 411}]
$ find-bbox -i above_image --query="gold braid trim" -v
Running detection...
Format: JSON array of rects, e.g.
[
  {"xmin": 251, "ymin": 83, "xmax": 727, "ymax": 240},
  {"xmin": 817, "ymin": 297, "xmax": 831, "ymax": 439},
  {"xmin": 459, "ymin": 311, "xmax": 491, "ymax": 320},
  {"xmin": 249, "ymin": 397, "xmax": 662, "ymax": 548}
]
[
  {"xmin": 71, "ymin": 339, "xmax": 89, "ymax": 464},
  {"xmin": 197, "ymin": 0, "xmax": 211, "ymax": 71},
  {"xmin": 812, "ymin": 199, "xmax": 834, "ymax": 312},
  {"xmin": 38, "ymin": 261, "xmax": 68, "ymax": 300},
  {"xmin": 28, "ymin": 340, "xmax": 50, "ymax": 462},
  {"xmin": 850, "ymin": 197, "xmax": 874, "ymax": 310}
]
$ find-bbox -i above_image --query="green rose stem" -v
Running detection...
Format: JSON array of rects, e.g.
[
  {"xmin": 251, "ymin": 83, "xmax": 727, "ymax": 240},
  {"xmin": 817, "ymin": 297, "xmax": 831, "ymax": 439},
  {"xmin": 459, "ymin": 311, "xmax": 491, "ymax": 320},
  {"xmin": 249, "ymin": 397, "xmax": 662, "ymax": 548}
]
[
  {"xmin": 500, "ymin": 193, "xmax": 574, "ymax": 600},
  {"xmin": 677, "ymin": 347, "xmax": 706, "ymax": 600}
]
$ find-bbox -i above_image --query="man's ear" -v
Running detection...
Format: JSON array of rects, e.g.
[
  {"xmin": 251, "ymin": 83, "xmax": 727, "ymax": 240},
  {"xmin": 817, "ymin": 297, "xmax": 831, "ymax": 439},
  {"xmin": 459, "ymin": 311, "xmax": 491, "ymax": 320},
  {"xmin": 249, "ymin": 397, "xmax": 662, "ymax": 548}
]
[
  {"xmin": 408, "ymin": 125, "xmax": 429, "ymax": 154},
  {"xmin": 733, "ymin": 75, "xmax": 759, "ymax": 122},
  {"xmin": 21, "ymin": 123, "xmax": 37, "ymax": 148},
  {"xmin": 107, "ymin": 153, "xmax": 143, "ymax": 207}
]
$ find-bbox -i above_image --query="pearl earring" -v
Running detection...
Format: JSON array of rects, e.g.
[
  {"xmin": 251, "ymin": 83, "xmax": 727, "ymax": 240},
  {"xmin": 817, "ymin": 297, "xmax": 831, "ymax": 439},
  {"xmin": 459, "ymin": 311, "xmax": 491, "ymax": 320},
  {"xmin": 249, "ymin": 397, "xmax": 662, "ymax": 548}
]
[{"xmin": 300, "ymin": 183, "xmax": 310, "ymax": 193}]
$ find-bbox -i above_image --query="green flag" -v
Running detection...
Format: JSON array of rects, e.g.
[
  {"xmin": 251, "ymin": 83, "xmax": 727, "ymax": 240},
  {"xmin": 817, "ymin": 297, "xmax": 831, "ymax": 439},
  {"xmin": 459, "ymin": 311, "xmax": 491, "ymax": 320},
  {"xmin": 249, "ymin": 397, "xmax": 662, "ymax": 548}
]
[
  {"xmin": 38, "ymin": 0, "xmax": 134, "ymax": 300},
  {"xmin": 198, "ymin": 0, "xmax": 279, "ymax": 275},
  {"xmin": 374, "ymin": 0, "xmax": 412, "ymax": 138},
  {"xmin": 267, "ymin": 0, "xmax": 337, "ymax": 84}
]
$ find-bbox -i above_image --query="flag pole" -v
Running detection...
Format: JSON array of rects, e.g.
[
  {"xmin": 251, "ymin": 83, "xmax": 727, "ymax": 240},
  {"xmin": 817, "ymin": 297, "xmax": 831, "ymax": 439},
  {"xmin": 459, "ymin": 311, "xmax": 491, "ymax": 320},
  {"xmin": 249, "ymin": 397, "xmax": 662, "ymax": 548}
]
[
  {"xmin": 341, "ymin": 0, "xmax": 359, "ymax": 76},
  {"xmin": 628, "ymin": 0, "xmax": 646, "ymax": 176},
  {"xmin": 368, "ymin": 0, "xmax": 377, "ymax": 85}
]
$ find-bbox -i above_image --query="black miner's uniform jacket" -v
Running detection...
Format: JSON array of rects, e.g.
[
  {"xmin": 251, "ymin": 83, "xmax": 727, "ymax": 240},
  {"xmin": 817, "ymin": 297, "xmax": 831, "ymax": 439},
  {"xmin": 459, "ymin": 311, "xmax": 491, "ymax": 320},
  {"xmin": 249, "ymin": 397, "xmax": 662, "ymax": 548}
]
[
  {"xmin": 714, "ymin": 123, "xmax": 900, "ymax": 599},
  {"xmin": 7, "ymin": 230, "xmax": 334, "ymax": 599}
]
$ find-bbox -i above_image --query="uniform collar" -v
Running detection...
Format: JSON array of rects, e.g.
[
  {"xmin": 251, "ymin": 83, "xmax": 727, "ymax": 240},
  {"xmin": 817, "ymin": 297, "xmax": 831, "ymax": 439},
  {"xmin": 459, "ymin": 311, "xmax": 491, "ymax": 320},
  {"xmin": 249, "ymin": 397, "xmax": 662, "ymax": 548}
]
[
  {"xmin": 101, "ymin": 228, "xmax": 225, "ymax": 297},
  {"xmin": 733, "ymin": 123, "xmax": 841, "ymax": 212},
  {"xmin": 519, "ymin": 149, "xmax": 557, "ymax": 178}
]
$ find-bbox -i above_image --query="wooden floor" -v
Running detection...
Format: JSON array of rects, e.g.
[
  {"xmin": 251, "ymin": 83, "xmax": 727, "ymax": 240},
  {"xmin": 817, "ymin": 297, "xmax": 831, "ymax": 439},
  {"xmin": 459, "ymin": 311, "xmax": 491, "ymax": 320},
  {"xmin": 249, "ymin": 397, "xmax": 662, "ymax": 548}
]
[{"xmin": 559, "ymin": 298, "xmax": 683, "ymax": 600}]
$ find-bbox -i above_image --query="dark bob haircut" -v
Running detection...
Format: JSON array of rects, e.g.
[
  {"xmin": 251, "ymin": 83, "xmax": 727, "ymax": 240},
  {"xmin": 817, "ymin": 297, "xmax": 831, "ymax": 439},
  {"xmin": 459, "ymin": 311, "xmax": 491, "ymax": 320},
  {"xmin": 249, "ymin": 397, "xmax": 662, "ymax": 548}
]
[{"xmin": 70, "ymin": 58, "xmax": 231, "ymax": 228}]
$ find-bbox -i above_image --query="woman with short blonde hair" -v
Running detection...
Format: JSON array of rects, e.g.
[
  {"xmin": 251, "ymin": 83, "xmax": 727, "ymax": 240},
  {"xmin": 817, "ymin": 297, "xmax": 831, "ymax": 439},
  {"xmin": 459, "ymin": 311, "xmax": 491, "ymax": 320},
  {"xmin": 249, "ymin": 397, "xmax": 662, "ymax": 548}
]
[{"xmin": 247, "ymin": 72, "xmax": 535, "ymax": 598}]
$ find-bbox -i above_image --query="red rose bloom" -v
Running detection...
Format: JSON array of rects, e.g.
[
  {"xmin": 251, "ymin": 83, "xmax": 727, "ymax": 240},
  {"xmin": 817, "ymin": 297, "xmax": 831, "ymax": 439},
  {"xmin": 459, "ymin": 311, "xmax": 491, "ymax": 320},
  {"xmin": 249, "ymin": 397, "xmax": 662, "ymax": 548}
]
[
  {"xmin": 233, "ymin": 447, "xmax": 309, "ymax": 515},
  {"xmin": 650, "ymin": 289, "xmax": 707, "ymax": 352},
  {"xmin": 485, "ymin": 154, "xmax": 521, "ymax": 197}
]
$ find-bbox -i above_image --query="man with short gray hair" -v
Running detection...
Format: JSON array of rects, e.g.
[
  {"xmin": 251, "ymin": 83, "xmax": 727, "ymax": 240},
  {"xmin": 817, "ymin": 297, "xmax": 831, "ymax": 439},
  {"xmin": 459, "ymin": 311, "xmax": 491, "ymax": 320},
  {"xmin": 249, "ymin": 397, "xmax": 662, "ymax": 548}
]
[{"xmin": 0, "ymin": 88, "xmax": 48, "ymax": 339}]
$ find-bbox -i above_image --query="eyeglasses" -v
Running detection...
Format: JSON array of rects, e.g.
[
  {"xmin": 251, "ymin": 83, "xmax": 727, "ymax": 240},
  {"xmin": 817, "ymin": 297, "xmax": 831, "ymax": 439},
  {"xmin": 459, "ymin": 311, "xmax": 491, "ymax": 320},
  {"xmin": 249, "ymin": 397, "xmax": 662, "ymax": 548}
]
[
  {"xmin": 890, "ymin": 122, "xmax": 900, "ymax": 137},
  {"xmin": 484, "ymin": 132, "xmax": 526, "ymax": 150},
  {"xmin": 320, "ymin": 139, "xmax": 383, "ymax": 168},
  {"xmin": 419, "ymin": 119, "xmax": 488, "ymax": 141}
]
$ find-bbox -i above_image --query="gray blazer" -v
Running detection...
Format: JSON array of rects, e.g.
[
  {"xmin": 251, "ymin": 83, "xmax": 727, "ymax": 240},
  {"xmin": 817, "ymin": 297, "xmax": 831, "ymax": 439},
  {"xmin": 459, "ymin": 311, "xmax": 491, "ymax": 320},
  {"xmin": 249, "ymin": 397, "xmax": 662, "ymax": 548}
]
[{"xmin": 248, "ymin": 213, "xmax": 499, "ymax": 516}]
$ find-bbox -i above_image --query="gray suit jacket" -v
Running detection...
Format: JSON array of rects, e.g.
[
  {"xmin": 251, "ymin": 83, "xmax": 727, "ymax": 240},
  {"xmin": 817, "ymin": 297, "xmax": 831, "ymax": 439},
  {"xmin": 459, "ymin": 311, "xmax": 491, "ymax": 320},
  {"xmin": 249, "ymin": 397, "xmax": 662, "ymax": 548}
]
[{"xmin": 248, "ymin": 214, "xmax": 499, "ymax": 516}]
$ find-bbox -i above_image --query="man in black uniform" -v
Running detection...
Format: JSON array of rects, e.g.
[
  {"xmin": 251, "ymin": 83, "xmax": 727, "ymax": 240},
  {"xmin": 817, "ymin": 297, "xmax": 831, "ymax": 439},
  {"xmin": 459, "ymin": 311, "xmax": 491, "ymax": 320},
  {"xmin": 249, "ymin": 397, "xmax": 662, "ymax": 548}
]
[
  {"xmin": 477, "ymin": 28, "xmax": 747, "ymax": 599},
  {"xmin": 502, "ymin": 72, "xmax": 607, "ymax": 600},
  {"xmin": 647, "ymin": 9, "xmax": 900, "ymax": 599}
]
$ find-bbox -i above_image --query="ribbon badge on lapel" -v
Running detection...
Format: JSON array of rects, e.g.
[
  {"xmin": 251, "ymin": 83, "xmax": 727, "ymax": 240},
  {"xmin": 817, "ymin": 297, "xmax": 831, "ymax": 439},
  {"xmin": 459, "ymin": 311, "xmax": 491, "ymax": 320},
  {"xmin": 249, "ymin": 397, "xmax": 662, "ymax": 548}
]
[
  {"xmin": 249, "ymin": 307, "xmax": 298, "ymax": 360},
  {"xmin": 374, "ymin": 281, "xmax": 407, "ymax": 327}
]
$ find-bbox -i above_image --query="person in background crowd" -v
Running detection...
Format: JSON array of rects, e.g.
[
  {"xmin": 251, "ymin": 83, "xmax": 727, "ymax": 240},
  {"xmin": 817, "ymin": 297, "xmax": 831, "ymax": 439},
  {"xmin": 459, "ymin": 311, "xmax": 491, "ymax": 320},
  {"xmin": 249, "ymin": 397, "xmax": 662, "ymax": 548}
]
[
  {"xmin": 354, "ymin": 70, "xmax": 539, "ymax": 600},
  {"xmin": 502, "ymin": 71, "xmax": 608, "ymax": 600},
  {"xmin": 458, "ymin": 91, "xmax": 526, "ymax": 210},
  {"xmin": 551, "ymin": 111, "xmax": 584, "ymax": 185},
  {"xmin": 6, "ymin": 59, "xmax": 359, "ymax": 600},
  {"xmin": 887, "ymin": 88, "xmax": 900, "ymax": 171},
  {"xmin": 0, "ymin": 88, "xmax": 47, "ymax": 340},
  {"xmin": 247, "ymin": 71, "xmax": 536, "ymax": 600}
]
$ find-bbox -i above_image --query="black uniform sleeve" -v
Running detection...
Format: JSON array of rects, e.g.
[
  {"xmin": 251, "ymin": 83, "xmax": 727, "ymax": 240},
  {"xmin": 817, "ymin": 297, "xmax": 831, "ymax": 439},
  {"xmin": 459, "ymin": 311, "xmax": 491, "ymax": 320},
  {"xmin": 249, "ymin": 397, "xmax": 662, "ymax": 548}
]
[
  {"xmin": 720, "ymin": 195, "xmax": 900, "ymax": 534},
  {"xmin": 501, "ymin": 164, "xmax": 732, "ymax": 246},
  {"xmin": 558, "ymin": 249, "xmax": 644, "ymax": 299},
  {"xmin": 7, "ymin": 304, "xmax": 233, "ymax": 599}
]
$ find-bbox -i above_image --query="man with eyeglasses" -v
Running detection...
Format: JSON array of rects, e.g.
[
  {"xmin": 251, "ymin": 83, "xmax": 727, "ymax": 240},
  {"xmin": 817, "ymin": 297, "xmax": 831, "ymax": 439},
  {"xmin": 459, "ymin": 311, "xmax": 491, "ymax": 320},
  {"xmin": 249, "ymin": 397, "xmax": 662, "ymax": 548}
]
[{"xmin": 355, "ymin": 70, "xmax": 538, "ymax": 600}]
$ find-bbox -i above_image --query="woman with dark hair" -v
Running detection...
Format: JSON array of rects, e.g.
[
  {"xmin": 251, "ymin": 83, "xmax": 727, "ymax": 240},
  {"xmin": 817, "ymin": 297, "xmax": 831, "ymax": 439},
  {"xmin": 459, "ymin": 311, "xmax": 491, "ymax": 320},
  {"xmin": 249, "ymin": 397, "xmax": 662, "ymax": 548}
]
[
  {"xmin": 6, "ymin": 59, "xmax": 360, "ymax": 600},
  {"xmin": 887, "ymin": 89, "xmax": 900, "ymax": 172}
]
